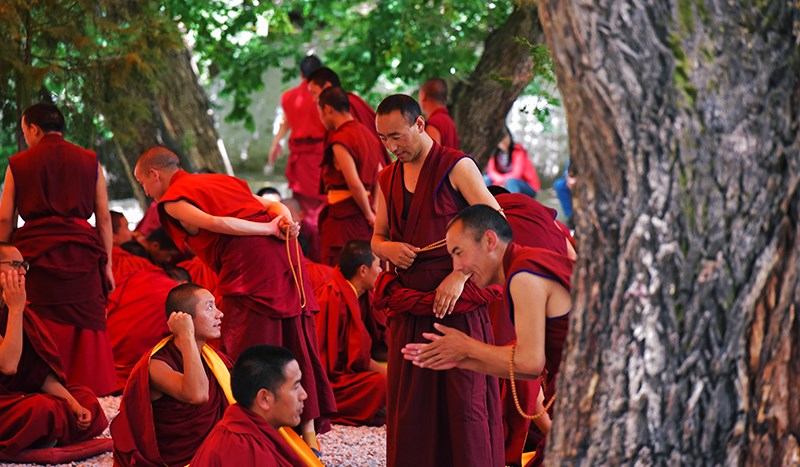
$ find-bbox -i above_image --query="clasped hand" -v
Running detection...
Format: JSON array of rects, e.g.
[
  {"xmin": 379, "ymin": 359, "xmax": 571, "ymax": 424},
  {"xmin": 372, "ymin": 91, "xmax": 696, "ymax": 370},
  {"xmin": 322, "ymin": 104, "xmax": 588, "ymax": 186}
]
[{"xmin": 401, "ymin": 323, "xmax": 472, "ymax": 370}]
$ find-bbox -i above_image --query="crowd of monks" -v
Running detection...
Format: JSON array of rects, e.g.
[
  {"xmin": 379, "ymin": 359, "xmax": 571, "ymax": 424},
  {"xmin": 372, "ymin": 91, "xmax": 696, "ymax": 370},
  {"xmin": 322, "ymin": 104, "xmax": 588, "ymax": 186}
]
[{"xmin": 0, "ymin": 54, "xmax": 577, "ymax": 467}]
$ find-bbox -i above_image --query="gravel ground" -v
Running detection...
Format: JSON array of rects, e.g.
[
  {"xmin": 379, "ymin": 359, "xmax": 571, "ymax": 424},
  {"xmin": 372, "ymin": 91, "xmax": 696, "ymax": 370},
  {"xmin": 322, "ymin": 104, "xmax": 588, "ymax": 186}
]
[{"xmin": 2, "ymin": 396, "xmax": 387, "ymax": 467}]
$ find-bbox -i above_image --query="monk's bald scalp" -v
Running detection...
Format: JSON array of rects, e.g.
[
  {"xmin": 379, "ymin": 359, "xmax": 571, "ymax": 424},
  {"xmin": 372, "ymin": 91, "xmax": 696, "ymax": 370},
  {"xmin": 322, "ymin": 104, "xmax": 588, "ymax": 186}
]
[
  {"xmin": 0, "ymin": 242, "xmax": 18, "ymax": 258},
  {"xmin": 165, "ymin": 283, "xmax": 205, "ymax": 320},
  {"xmin": 137, "ymin": 146, "xmax": 180, "ymax": 172},
  {"xmin": 421, "ymin": 78, "xmax": 448, "ymax": 104}
]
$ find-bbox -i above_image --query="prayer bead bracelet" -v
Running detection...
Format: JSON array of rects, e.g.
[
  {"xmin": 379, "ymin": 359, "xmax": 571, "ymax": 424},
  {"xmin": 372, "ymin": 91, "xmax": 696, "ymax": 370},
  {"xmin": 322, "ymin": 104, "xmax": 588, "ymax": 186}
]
[{"xmin": 509, "ymin": 343, "xmax": 556, "ymax": 420}]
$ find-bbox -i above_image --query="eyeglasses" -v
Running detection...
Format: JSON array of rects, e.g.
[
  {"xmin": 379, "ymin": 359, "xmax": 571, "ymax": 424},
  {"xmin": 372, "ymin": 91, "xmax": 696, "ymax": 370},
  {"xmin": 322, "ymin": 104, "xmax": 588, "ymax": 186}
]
[{"xmin": 0, "ymin": 261, "xmax": 30, "ymax": 272}]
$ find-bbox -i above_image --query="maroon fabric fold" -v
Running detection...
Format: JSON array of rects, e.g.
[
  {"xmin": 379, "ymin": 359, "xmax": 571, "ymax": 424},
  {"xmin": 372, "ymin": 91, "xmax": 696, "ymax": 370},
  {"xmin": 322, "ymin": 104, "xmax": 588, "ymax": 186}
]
[
  {"xmin": 191, "ymin": 404, "xmax": 308, "ymax": 466},
  {"xmin": 0, "ymin": 305, "xmax": 106, "ymax": 457}
]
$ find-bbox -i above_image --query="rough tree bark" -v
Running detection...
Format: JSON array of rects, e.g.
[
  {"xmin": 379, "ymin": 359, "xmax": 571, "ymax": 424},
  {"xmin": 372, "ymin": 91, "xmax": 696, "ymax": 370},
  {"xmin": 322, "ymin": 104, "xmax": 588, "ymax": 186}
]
[
  {"xmin": 103, "ymin": 46, "xmax": 230, "ymax": 205},
  {"xmin": 450, "ymin": 3, "xmax": 544, "ymax": 166},
  {"xmin": 539, "ymin": 1, "xmax": 800, "ymax": 464}
]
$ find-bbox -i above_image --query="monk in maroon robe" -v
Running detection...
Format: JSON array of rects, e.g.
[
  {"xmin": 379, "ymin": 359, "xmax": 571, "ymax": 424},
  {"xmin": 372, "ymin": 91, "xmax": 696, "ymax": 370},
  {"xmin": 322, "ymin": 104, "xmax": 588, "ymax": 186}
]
[
  {"xmin": 192, "ymin": 345, "xmax": 314, "ymax": 466},
  {"xmin": 306, "ymin": 258, "xmax": 334, "ymax": 291},
  {"xmin": 373, "ymin": 95, "xmax": 504, "ymax": 467},
  {"xmin": 314, "ymin": 240, "xmax": 386, "ymax": 426},
  {"xmin": 419, "ymin": 78, "xmax": 460, "ymax": 149},
  {"xmin": 0, "ymin": 103, "xmax": 116, "ymax": 396},
  {"xmin": 492, "ymin": 191, "xmax": 576, "ymax": 464},
  {"xmin": 404, "ymin": 205, "xmax": 574, "ymax": 467},
  {"xmin": 0, "ymin": 243, "xmax": 106, "ymax": 460},
  {"xmin": 269, "ymin": 56, "xmax": 327, "ymax": 261},
  {"xmin": 317, "ymin": 86, "xmax": 384, "ymax": 266},
  {"xmin": 107, "ymin": 246, "xmax": 175, "ymax": 391},
  {"xmin": 111, "ymin": 283, "xmax": 231, "ymax": 466},
  {"xmin": 134, "ymin": 147, "xmax": 335, "ymax": 450}
]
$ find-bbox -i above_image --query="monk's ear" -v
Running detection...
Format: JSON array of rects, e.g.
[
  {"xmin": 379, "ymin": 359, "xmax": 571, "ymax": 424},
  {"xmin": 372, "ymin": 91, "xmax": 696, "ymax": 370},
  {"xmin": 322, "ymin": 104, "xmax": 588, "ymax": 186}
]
[
  {"xmin": 414, "ymin": 115, "xmax": 425, "ymax": 132},
  {"xmin": 484, "ymin": 229, "xmax": 499, "ymax": 252},
  {"xmin": 255, "ymin": 388, "xmax": 273, "ymax": 411},
  {"xmin": 358, "ymin": 263, "xmax": 369, "ymax": 278}
]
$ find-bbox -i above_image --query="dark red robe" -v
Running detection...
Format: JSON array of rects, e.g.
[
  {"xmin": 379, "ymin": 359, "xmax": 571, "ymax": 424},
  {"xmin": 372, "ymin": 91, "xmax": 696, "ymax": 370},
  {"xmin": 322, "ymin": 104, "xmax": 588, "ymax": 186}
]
[
  {"xmin": 192, "ymin": 403, "xmax": 308, "ymax": 466},
  {"xmin": 319, "ymin": 119, "xmax": 383, "ymax": 265},
  {"xmin": 157, "ymin": 170, "xmax": 336, "ymax": 429},
  {"xmin": 0, "ymin": 305, "xmax": 107, "ymax": 459},
  {"xmin": 502, "ymin": 242, "xmax": 573, "ymax": 467},
  {"xmin": 111, "ymin": 338, "xmax": 231, "ymax": 467},
  {"xmin": 491, "ymin": 194, "xmax": 573, "ymax": 464},
  {"xmin": 9, "ymin": 133, "xmax": 115, "ymax": 396},
  {"xmin": 347, "ymin": 92, "xmax": 392, "ymax": 166},
  {"xmin": 374, "ymin": 142, "xmax": 504, "ymax": 467},
  {"xmin": 306, "ymin": 258, "xmax": 334, "ymax": 291},
  {"xmin": 314, "ymin": 268, "xmax": 385, "ymax": 426},
  {"xmin": 107, "ymin": 252, "xmax": 175, "ymax": 391},
  {"xmin": 425, "ymin": 107, "xmax": 460, "ymax": 149},
  {"xmin": 177, "ymin": 256, "xmax": 220, "ymax": 294}
]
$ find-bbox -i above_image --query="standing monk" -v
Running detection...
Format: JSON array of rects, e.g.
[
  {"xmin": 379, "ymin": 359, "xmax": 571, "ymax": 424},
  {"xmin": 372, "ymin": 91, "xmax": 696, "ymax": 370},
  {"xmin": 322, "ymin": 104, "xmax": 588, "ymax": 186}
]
[
  {"xmin": 314, "ymin": 240, "xmax": 386, "ymax": 426},
  {"xmin": 403, "ymin": 205, "xmax": 574, "ymax": 467},
  {"xmin": 134, "ymin": 147, "xmax": 335, "ymax": 451},
  {"xmin": 307, "ymin": 68, "xmax": 379, "ymax": 141},
  {"xmin": 0, "ymin": 243, "xmax": 107, "ymax": 460},
  {"xmin": 419, "ymin": 78, "xmax": 460, "ymax": 149},
  {"xmin": 0, "ymin": 103, "xmax": 116, "ymax": 396},
  {"xmin": 372, "ymin": 94, "xmax": 504, "ymax": 467},
  {"xmin": 268, "ymin": 55, "xmax": 327, "ymax": 261},
  {"xmin": 317, "ymin": 86, "xmax": 384, "ymax": 266}
]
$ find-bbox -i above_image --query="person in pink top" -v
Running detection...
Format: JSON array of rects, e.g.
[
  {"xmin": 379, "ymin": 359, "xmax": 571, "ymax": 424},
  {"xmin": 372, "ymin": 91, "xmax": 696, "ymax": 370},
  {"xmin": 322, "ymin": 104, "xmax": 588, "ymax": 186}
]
[{"xmin": 484, "ymin": 128, "xmax": 541, "ymax": 198}]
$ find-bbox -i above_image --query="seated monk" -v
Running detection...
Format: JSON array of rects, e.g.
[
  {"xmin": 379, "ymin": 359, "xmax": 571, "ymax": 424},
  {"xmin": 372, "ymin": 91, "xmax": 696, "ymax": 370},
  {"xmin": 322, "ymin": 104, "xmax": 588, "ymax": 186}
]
[
  {"xmin": 107, "ymin": 246, "xmax": 176, "ymax": 391},
  {"xmin": 111, "ymin": 283, "xmax": 231, "ymax": 467},
  {"xmin": 0, "ymin": 243, "xmax": 107, "ymax": 459},
  {"xmin": 110, "ymin": 210, "xmax": 133, "ymax": 247},
  {"xmin": 192, "ymin": 345, "xmax": 320, "ymax": 466},
  {"xmin": 314, "ymin": 240, "xmax": 386, "ymax": 426}
]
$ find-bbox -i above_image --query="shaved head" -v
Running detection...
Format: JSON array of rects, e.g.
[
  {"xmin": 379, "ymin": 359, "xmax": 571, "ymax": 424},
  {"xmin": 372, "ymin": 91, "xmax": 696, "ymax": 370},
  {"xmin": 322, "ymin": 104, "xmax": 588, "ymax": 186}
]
[
  {"xmin": 137, "ymin": 146, "xmax": 180, "ymax": 172},
  {"xmin": 421, "ymin": 78, "xmax": 448, "ymax": 104}
]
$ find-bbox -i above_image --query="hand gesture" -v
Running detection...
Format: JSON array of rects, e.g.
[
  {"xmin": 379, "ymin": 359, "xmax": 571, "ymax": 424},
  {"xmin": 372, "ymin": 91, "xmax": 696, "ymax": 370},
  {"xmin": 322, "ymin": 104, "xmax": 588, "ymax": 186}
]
[
  {"xmin": 401, "ymin": 323, "xmax": 472, "ymax": 370},
  {"xmin": 0, "ymin": 270, "xmax": 26, "ymax": 315},
  {"xmin": 71, "ymin": 402, "xmax": 92, "ymax": 431},
  {"xmin": 382, "ymin": 241, "xmax": 419, "ymax": 270},
  {"xmin": 167, "ymin": 311, "xmax": 195, "ymax": 340},
  {"xmin": 278, "ymin": 216, "xmax": 301, "ymax": 239},
  {"xmin": 432, "ymin": 270, "xmax": 467, "ymax": 318}
]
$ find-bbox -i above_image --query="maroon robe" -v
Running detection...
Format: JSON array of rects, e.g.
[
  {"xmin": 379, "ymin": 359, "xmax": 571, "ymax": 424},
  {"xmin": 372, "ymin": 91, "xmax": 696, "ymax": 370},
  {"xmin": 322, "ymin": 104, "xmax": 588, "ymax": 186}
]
[
  {"xmin": 157, "ymin": 170, "xmax": 336, "ymax": 428},
  {"xmin": 9, "ymin": 133, "xmax": 115, "ymax": 396},
  {"xmin": 502, "ymin": 242, "xmax": 573, "ymax": 467},
  {"xmin": 111, "ymin": 338, "xmax": 231, "ymax": 467},
  {"xmin": 306, "ymin": 258, "xmax": 334, "ymax": 291},
  {"xmin": 107, "ymin": 252, "xmax": 175, "ymax": 391},
  {"xmin": 319, "ymin": 119, "xmax": 383, "ymax": 265},
  {"xmin": 314, "ymin": 268, "xmax": 386, "ymax": 426},
  {"xmin": 374, "ymin": 142, "xmax": 503, "ymax": 466},
  {"xmin": 425, "ymin": 107, "xmax": 460, "ymax": 149},
  {"xmin": 191, "ymin": 404, "xmax": 307, "ymax": 466},
  {"xmin": 0, "ymin": 305, "xmax": 107, "ymax": 459},
  {"xmin": 492, "ymin": 194, "xmax": 573, "ymax": 464},
  {"xmin": 177, "ymin": 256, "xmax": 220, "ymax": 295}
]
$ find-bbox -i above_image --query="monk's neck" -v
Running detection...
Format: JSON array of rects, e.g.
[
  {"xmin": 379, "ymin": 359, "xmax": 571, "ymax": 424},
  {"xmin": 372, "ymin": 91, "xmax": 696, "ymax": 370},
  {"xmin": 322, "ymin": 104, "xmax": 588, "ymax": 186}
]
[
  {"xmin": 405, "ymin": 138, "xmax": 434, "ymax": 171},
  {"xmin": 346, "ymin": 278, "xmax": 366, "ymax": 298},
  {"xmin": 492, "ymin": 242, "xmax": 510, "ymax": 286},
  {"xmin": 333, "ymin": 114, "xmax": 354, "ymax": 130}
]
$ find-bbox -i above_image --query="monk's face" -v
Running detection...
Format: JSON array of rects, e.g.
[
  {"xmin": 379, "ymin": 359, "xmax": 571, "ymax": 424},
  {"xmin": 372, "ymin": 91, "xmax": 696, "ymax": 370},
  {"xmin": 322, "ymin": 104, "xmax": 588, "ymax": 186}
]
[
  {"xmin": 134, "ymin": 164, "xmax": 168, "ymax": 201},
  {"xmin": 446, "ymin": 221, "xmax": 494, "ymax": 289},
  {"xmin": 376, "ymin": 111, "xmax": 426, "ymax": 163},
  {"xmin": 307, "ymin": 81, "xmax": 329, "ymax": 102},
  {"xmin": 113, "ymin": 216, "xmax": 133, "ymax": 246},
  {"xmin": 364, "ymin": 255, "xmax": 382, "ymax": 291},
  {"xmin": 268, "ymin": 360, "xmax": 307, "ymax": 427},
  {"xmin": 190, "ymin": 289, "xmax": 223, "ymax": 340},
  {"xmin": 317, "ymin": 103, "xmax": 335, "ymax": 131},
  {"xmin": 0, "ymin": 247, "xmax": 28, "ymax": 287}
]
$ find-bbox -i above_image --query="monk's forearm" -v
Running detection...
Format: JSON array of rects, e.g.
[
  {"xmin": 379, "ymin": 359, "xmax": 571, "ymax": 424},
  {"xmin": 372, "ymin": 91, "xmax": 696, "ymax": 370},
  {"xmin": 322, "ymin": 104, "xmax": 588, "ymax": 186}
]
[
  {"xmin": 95, "ymin": 209, "xmax": 114, "ymax": 267},
  {"xmin": 459, "ymin": 343, "xmax": 541, "ymax": 380},
  {"xmin": 371, "ymin": 234, "xmax": 390, "ymax": 262},
  {"xmin": 212, "ymin": 216, "xmax": 278, "ymax": 237},
  {"xmin": 176, "ymin": 337, "xmax": 210, "ymax": 404},
  {"xmin": 0, "ymin": 310, "xmax": 23, "ymax": 374}
]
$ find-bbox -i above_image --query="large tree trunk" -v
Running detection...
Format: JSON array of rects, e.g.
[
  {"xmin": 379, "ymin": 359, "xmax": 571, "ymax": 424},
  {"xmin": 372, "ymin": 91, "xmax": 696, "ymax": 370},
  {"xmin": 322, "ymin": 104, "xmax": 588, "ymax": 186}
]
[
  {"xmin": 539, "ymin": 1, "xmax": 800, "ymax": 464},
  {"xmin": 450, "ymin": 4, "xmax": 544, "ymax": 166},
  {"xmin": 102, "ymin": 46, "xmax": 231, "ymax": 205}
]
